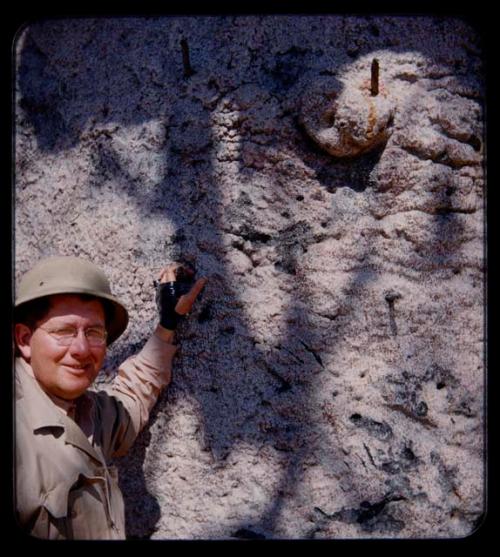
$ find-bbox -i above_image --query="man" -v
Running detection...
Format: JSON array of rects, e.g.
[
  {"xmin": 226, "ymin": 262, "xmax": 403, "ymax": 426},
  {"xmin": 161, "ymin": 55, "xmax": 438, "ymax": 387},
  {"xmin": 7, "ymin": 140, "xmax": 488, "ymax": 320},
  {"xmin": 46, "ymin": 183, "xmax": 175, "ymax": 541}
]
[{"xmin": 13, "ymin": 255, "xmax": 207, "ymax": 539}]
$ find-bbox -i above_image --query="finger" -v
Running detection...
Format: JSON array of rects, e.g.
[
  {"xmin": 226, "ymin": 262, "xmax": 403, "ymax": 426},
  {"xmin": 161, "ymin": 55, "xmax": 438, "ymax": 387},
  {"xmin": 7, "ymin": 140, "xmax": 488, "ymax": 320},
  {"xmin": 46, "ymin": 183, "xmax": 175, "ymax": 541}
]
[
  {"xmin": 189, "ymin": 276, "xmax": 208, "ymax": 298},
  {"xmin": 179, "ymin": 277, "xmax": 208, "ymax": 309},
  {"xmin": 175, "ymin": 277, "xmax": 208, "ymax": 314},
  {"xmin": 158, "ymin": 263, "xmax": 181, "ymax": 283},
  {"xmin": 159, "ymin": 263, "xmax": 195, "ymax": 283},
  {"xmin": 171, "ymin": 276, "xmax": 207, "ymax": 301}
]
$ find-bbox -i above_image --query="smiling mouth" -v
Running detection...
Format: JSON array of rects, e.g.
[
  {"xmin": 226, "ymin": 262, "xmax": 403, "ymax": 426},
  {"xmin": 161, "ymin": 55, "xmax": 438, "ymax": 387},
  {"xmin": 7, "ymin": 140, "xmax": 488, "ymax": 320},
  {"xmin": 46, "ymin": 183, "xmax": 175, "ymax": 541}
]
[{"xmin": 62, "ymin": 364, "xmax": 92, "ymax": 376}]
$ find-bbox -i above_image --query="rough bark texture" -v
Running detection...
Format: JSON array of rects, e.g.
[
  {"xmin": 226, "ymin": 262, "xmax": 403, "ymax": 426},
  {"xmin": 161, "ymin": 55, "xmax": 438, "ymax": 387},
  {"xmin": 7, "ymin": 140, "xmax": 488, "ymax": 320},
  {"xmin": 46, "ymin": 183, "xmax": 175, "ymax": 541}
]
[{"xmin": 14, "ymin": 16, "xmax": 485, "ymax": 539}]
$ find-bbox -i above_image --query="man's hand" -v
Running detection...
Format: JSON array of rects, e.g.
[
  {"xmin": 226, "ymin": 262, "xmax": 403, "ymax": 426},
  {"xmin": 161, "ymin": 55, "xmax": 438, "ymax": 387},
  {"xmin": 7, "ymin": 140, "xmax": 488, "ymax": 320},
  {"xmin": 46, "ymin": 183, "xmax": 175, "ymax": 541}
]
[
  {"xmin": 154, "ymin": 263, "xmax": 208, "ymax": 341},
  {"xmin": 157, "ymin": 263, "xmax": 208, "ymax": 316}
]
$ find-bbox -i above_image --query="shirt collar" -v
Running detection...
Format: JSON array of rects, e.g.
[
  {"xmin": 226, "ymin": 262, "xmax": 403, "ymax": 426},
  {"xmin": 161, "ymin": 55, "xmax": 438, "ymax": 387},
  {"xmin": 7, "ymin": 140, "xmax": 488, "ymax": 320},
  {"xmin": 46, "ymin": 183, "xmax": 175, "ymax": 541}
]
[{"xmin": 47, "ymin": 391, "xmax": 77, "ymax": 419}]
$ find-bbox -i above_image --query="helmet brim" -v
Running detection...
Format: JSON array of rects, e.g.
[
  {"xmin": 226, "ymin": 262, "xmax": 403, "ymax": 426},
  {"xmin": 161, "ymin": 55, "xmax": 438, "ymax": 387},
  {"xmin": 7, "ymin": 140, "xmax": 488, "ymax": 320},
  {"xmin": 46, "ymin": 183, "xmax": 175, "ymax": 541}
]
[{"xmin": 15, "ymin": 288, "xmax": 129, "ymax": 346}]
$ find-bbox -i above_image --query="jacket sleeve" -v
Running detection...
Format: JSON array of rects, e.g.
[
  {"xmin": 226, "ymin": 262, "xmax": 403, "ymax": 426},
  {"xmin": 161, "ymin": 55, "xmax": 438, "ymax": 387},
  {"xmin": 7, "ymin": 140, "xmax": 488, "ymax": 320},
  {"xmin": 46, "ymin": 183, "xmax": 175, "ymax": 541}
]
[{"xmin": 97, "ymin": 332, "xmax": 178, "ymax": 458}]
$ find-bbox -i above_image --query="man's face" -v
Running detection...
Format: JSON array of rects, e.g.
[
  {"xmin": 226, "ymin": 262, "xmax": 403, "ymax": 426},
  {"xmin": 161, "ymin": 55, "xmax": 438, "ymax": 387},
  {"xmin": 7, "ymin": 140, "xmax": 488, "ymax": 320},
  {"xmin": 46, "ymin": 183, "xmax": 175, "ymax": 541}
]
[{"xmin": 17, "ymin": 294, "xmax": 107, "ymax": 400}]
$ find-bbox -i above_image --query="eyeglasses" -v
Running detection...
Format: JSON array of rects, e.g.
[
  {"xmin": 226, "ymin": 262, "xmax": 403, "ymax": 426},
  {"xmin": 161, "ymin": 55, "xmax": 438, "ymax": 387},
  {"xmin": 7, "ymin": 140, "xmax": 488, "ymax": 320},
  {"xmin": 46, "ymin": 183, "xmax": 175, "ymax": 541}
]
[{"xmin": 38, "ymin": 325, "xmax": 108, "ymax": 347}]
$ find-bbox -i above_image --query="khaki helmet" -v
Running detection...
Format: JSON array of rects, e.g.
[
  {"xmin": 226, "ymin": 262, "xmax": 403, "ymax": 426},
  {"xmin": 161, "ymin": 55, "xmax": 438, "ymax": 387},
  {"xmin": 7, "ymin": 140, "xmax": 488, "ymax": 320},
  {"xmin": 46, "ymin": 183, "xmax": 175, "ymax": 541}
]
[{"xmin": 15, "ymin": 256, "xmax": 128, "ymax": 345}]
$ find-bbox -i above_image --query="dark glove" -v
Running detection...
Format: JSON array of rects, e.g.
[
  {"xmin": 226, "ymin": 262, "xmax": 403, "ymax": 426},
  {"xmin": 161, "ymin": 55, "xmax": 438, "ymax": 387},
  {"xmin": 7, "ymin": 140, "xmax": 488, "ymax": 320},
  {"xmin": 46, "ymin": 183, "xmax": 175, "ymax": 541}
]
[{"xmin": 156, "ymin": 281, "xmax": 185, "ymax": 330}]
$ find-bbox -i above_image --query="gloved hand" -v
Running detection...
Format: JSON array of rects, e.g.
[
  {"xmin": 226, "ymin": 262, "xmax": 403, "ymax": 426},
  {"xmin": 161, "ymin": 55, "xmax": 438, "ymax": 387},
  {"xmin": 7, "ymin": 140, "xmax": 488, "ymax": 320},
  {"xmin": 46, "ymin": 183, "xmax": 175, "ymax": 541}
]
[{"xmin": 155, "ymin": 263, "xmax": 207, "ymax": 331}]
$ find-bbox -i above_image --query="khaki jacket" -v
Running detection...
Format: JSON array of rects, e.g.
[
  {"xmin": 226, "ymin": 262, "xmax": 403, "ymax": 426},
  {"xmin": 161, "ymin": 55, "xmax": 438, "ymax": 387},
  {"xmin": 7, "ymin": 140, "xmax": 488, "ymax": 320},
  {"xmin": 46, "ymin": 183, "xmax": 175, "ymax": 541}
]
[{"xmin": 15, "ymin": 334, "xmax": 178, "ymax": 540}]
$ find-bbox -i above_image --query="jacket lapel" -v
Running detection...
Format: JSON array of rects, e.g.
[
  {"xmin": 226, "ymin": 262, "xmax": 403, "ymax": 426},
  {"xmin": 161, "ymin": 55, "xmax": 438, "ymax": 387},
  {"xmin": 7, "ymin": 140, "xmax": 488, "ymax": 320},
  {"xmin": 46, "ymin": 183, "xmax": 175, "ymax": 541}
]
[{"xmin": 61, "ymin": 419, "xmax": 104, "ymax": 464}]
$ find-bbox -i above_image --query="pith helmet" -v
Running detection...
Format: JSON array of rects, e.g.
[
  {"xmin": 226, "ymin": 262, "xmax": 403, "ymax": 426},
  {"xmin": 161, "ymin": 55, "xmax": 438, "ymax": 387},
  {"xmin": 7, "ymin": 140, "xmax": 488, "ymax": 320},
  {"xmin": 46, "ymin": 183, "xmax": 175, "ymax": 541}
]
[{"xmin": 15, "ymin": 256, "xmax": 128, "ymax": 345}]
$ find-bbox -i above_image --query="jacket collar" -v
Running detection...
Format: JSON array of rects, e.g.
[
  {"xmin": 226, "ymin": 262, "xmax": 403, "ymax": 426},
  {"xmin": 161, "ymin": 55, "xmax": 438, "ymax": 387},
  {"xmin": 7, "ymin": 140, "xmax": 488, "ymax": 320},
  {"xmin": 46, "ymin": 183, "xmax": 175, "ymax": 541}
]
[{"xmin": 15, "ymin": 357, "xmax": 104, "ymax": 465}]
